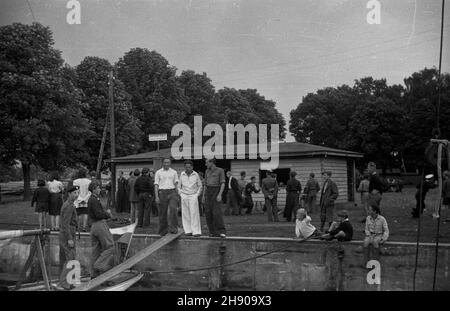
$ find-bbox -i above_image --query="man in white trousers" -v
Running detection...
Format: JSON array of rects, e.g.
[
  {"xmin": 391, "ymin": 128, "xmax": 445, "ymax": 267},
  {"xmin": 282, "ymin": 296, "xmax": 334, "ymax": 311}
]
[{"xmin": 178, "ymin": 160, "xmax": 203, "ymax": 237}]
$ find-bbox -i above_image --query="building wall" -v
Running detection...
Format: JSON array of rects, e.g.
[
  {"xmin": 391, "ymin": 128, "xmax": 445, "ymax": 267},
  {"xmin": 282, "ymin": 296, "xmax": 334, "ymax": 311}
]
[{"xmin": 230, "ymin": 157, "xmax": 349, "ymax": 206}]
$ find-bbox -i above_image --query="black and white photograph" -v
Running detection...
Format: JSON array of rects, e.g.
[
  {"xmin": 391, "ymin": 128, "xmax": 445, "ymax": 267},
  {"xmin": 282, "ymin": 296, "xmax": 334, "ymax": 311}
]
[{"xmin": 0, "ymin": 0, "xmax": 449, "ymax": 297}]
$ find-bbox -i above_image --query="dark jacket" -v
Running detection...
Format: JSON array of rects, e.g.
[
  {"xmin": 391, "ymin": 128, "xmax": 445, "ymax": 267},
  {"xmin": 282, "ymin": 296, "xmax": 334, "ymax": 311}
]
[
  {"xmin": 286, "ymin": 178, "xmax": 301, "ymax": 193},
  {"xmin": 88, "ymin": 194, "xmax": 110, "ymax": 222},
  {"xmin": 60, "ymin": 199, "xmax": 78, "ymax": 242},
  {"xmin": 369, "ymin": 173, "xmax": 385, "ymax": 194},
  {"xmin": 329, "ymin": 219, "xmax": 353, "ymax": 241},
  {"xmin": 304, "ymin": 178, "xmax": 320, "ymax": 197},
  {"xmin": 134, "ymin": 175, "xmax": 154, "ymax": 195},
  {"xmin": 227, "ymin": 177, "xmax": 243, "ymax": 202},
  {"xmin": 31, "ymin": 187, "xmax": 50, "ymax": 207},
  {"xmin": 319, "ymin": 179, "xmax": 339, "ymax": 208}
]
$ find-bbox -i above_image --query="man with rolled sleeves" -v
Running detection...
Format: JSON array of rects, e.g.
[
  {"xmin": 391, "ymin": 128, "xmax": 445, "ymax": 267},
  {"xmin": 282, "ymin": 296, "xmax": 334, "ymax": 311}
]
[
  {"xmin": 154, "ymin": 158, "xmax": 179, "ymax": 235},
  {"xmin": 202, "ymin": 158, "xmax": 226, "ymax": 238},
  {"xmin": 87, "ymin": 181, "xmax": 115, "ymax": 278},
  {"xmin": 58, "ymin": 185, "xmax": 79, "ymax": 290}
]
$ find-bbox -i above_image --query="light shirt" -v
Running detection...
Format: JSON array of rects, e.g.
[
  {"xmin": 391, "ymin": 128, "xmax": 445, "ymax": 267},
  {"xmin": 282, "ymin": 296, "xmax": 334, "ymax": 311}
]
[
  {"xmin": 154, "ymin": 167, "xmax": 179, "ymax": 190},
  {"xmin": 179, "ymin": 171, "xmax": 202, "ymax": 196},
  {"xmin": 365, "ymin": 215, "xmax": 389, "ymax": 241},
  {"xmin": 295, "ymin": 216, "xmax": 317, "ymax": 239},
  {"xmin": 47, "ymin": 180, "xmax": 64, "ymax": 194},
  {"xmin": 228, "ymin": 176, "xmax": 234, "ymax": 189},
  {"xmin": 73, "ymin": 178, "xmax": 92, "ymax": 208}
]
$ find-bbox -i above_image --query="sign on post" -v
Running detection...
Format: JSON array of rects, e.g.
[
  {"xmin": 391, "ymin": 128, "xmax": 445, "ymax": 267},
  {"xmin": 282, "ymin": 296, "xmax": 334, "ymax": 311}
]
[{"xmin": 148, "ymin": 134, "xmax": 167, "ymax": 142}]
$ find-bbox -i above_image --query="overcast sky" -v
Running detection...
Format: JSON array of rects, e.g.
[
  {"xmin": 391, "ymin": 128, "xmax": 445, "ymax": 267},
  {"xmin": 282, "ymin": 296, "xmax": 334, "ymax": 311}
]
[{"xmin": 1, "ymin": 0, "xmax": 449, "ymax": 141}]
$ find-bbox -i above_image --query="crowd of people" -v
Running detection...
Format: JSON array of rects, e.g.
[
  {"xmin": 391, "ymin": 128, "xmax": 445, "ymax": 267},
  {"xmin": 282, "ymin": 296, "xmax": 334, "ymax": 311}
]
[{"xmin": 28, "ymin": 160, "xmax": 450, "ymax": 288}]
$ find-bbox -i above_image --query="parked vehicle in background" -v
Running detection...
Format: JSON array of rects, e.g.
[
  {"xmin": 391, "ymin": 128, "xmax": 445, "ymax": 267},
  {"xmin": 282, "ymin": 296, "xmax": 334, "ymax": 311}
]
[{"xmin": 386, "ymin": 177, "xmax": 403, "ymax": 192}]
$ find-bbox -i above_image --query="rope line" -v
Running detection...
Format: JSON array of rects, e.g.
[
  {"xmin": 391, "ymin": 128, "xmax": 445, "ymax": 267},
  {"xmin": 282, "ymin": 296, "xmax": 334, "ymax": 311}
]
[{"xmin": 141, "ymin": 236, "xmax": 314, "ymax": 275}]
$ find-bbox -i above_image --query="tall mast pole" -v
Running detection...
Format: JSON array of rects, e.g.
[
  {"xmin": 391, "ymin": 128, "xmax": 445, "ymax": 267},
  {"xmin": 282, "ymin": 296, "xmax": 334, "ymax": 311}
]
[{"xmin": 109, "ymin": 70, "xmax": 116, "ymax": 211}]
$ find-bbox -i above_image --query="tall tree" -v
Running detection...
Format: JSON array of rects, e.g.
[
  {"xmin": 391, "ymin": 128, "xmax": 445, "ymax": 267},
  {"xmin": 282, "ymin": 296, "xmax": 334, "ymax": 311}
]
[
  {"xmin": 75, "ymin": 56, "xmax": 142, "ymax": 169},
  {"xmin": 346, "ymin": 98, "xmax": 408, "ymax": 173},
  {"xmin": 177, "ymin": 70, "xmax": 220, "ymax": 126},
  {"xmin": 238, "ymin": 89, "xmax": 286, "ymax": 139},
  {"xmin": 289, "ymin": 85, "xmax": 357, "ymax": 148},
  {"xmin": 116, "ymin": 48, "xmax": 188, "ymax": 150},
  {"xmin": 0, "ymin": 23, "xmax": 90, "ymax": 199}
]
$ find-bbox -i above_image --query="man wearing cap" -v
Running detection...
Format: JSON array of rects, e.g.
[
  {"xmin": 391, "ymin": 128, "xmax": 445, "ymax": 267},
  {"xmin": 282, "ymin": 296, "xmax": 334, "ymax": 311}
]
[
  {"xmin": 154, "ymin": 158, "xmax": 179, "ymax": 235},
  {"xmin": 319, "ymin": 171, "xmax": 339, "ymax": 232},
  {"xmin": 262, "ymin": 171, "xmax": 279, "ymax": 222},
  {"xmin": 321, "ymin": 210, "xmax": 353, "ymax": 241},
  {"xmin": 134, "ymin": 167, "xmax": 154, "ymax": 228},
  {"xmin": 202, "ymin": 158, "xmax": 226, "ymax": 238},
  {"xmin": 58, "ymin": 185, "xmax": 80, "ymax": 290},
  {"xmin": 127, "ymin": 169, "xmax": 140, "ymax": 223},
  {"xmin": 87, "ymin": 181, "xmax": 115, "ymax": 278}
]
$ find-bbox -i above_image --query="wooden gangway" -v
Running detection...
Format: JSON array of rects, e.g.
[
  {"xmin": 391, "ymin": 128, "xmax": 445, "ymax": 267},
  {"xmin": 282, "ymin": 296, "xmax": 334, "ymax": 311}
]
[{"xmin": 72, "ymin": 229, "xmax": 184, "ymax": 291}]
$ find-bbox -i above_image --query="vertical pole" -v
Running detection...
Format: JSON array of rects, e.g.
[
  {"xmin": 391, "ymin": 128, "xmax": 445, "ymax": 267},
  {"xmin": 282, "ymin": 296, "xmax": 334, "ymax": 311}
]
[{"xmin": 109, "ymin": 71, "xmax": 116, "ymax": 211}]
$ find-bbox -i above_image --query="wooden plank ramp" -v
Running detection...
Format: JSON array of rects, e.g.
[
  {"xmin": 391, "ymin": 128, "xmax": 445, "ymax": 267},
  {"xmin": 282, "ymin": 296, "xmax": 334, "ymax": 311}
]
[{"xmin": 72, "ymin": 229, "xmax": 184, "ymax": 291}]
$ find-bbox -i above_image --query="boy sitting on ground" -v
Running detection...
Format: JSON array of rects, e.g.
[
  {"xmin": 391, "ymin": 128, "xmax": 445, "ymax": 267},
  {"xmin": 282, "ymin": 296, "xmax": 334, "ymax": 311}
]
[
  {"xmin": 321, "ymin": 210, "xmax": 353, "ymax": 241},
  {"xmin": 295, "ymin": 208, "xmax": 321, "ymax": 239}
]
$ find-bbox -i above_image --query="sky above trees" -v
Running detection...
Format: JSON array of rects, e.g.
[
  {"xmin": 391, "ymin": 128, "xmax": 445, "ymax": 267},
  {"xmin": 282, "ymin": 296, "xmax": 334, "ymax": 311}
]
[{"xmin": 0, "ymin": 0, "xmax": 448, "ymax": 141}]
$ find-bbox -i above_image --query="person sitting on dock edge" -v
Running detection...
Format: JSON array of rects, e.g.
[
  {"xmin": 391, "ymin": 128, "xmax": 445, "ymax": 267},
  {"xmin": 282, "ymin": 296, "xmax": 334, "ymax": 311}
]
[
  {"xmin": 363, "ymin": 204, "xmax": 389, "ymax": 267},
  {"xmin": 295, "ymin": 208, "xmax": 321, "ymax": 240},
  {"xmin": 321, "ymin": 210, "xmax": 353, "ymax": 241}
]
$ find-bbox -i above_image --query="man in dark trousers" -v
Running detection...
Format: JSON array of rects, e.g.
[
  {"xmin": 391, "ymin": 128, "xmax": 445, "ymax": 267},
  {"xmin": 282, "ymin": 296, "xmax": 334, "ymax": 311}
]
[
  {"xmin": 367, "ymin": 162, "xmax": 385, "ymax": 210},
  {"xmin": 154, "ymin": 158, "xmax": 179, "ymax": 235},
  {"xmin": 87, "ymin": 181, "xmax": 115, "ymax": 278},
  {"xmin": 202, "ymin": 158, "xmax": 226, "ymax": 238},
  {"xmin": 262, "ymin": 171, "xmax": 279, "ymax": 222},
  {"xmin": 226, "ymin": 171, "xmax": 243, "ymax": 216},
  {"xmin": 58, "ymin": 185, "xmax": 79, "ymax": 290},
  {"xmin": 319, "ymin": 171, "xmax": 339, "ymax": 232},
  {"xmin": 304, "ymin": 172, "xmax": 320, "ymax": 214},
  {"xmin": 134, "ymin": 167, "xmax": 153, "ymax": 228},
  {"xmin": 284, "ymin": 171, "xmax": 301, "ymax": 222},
  {"xmin": 127, "ymin": 169, "xmax": 140, "ymax": 223}
]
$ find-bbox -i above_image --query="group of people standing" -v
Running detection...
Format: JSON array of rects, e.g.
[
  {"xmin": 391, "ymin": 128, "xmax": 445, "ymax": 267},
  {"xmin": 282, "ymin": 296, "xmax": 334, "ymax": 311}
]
[
  {"xmin": 280, "ymin": 170, "xmax": 339, "ymax": 233},
  {"xmin": 31, "ymin": 170, "xmax": 99, "ymax": 232}
]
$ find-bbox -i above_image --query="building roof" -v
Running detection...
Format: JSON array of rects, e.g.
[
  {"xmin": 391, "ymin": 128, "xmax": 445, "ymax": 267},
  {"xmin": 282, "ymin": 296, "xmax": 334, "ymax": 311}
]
[{"xmin": 107, "ymin": 142, "xmax": 363, "ymax": 163}]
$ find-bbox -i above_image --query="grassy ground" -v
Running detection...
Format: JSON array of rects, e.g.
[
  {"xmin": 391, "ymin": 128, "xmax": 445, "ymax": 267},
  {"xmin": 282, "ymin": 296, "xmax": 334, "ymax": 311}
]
[{"xmin": 1, "ymin": 186, "xmax": 449, "ymax": 243}]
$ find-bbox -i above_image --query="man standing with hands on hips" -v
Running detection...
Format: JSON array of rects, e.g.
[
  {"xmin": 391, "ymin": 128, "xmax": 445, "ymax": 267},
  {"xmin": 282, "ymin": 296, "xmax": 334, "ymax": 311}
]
[
  {"xmin": 203, "ymin": 158, "xmax": 226, "ymax": 238},
  {"xmin": 178, "ymin": 160, "xmax": 203, "ymax": 237},
  {"xmin": 155, "ymin": 158, "xmax": 180, "ymax": 235}
]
